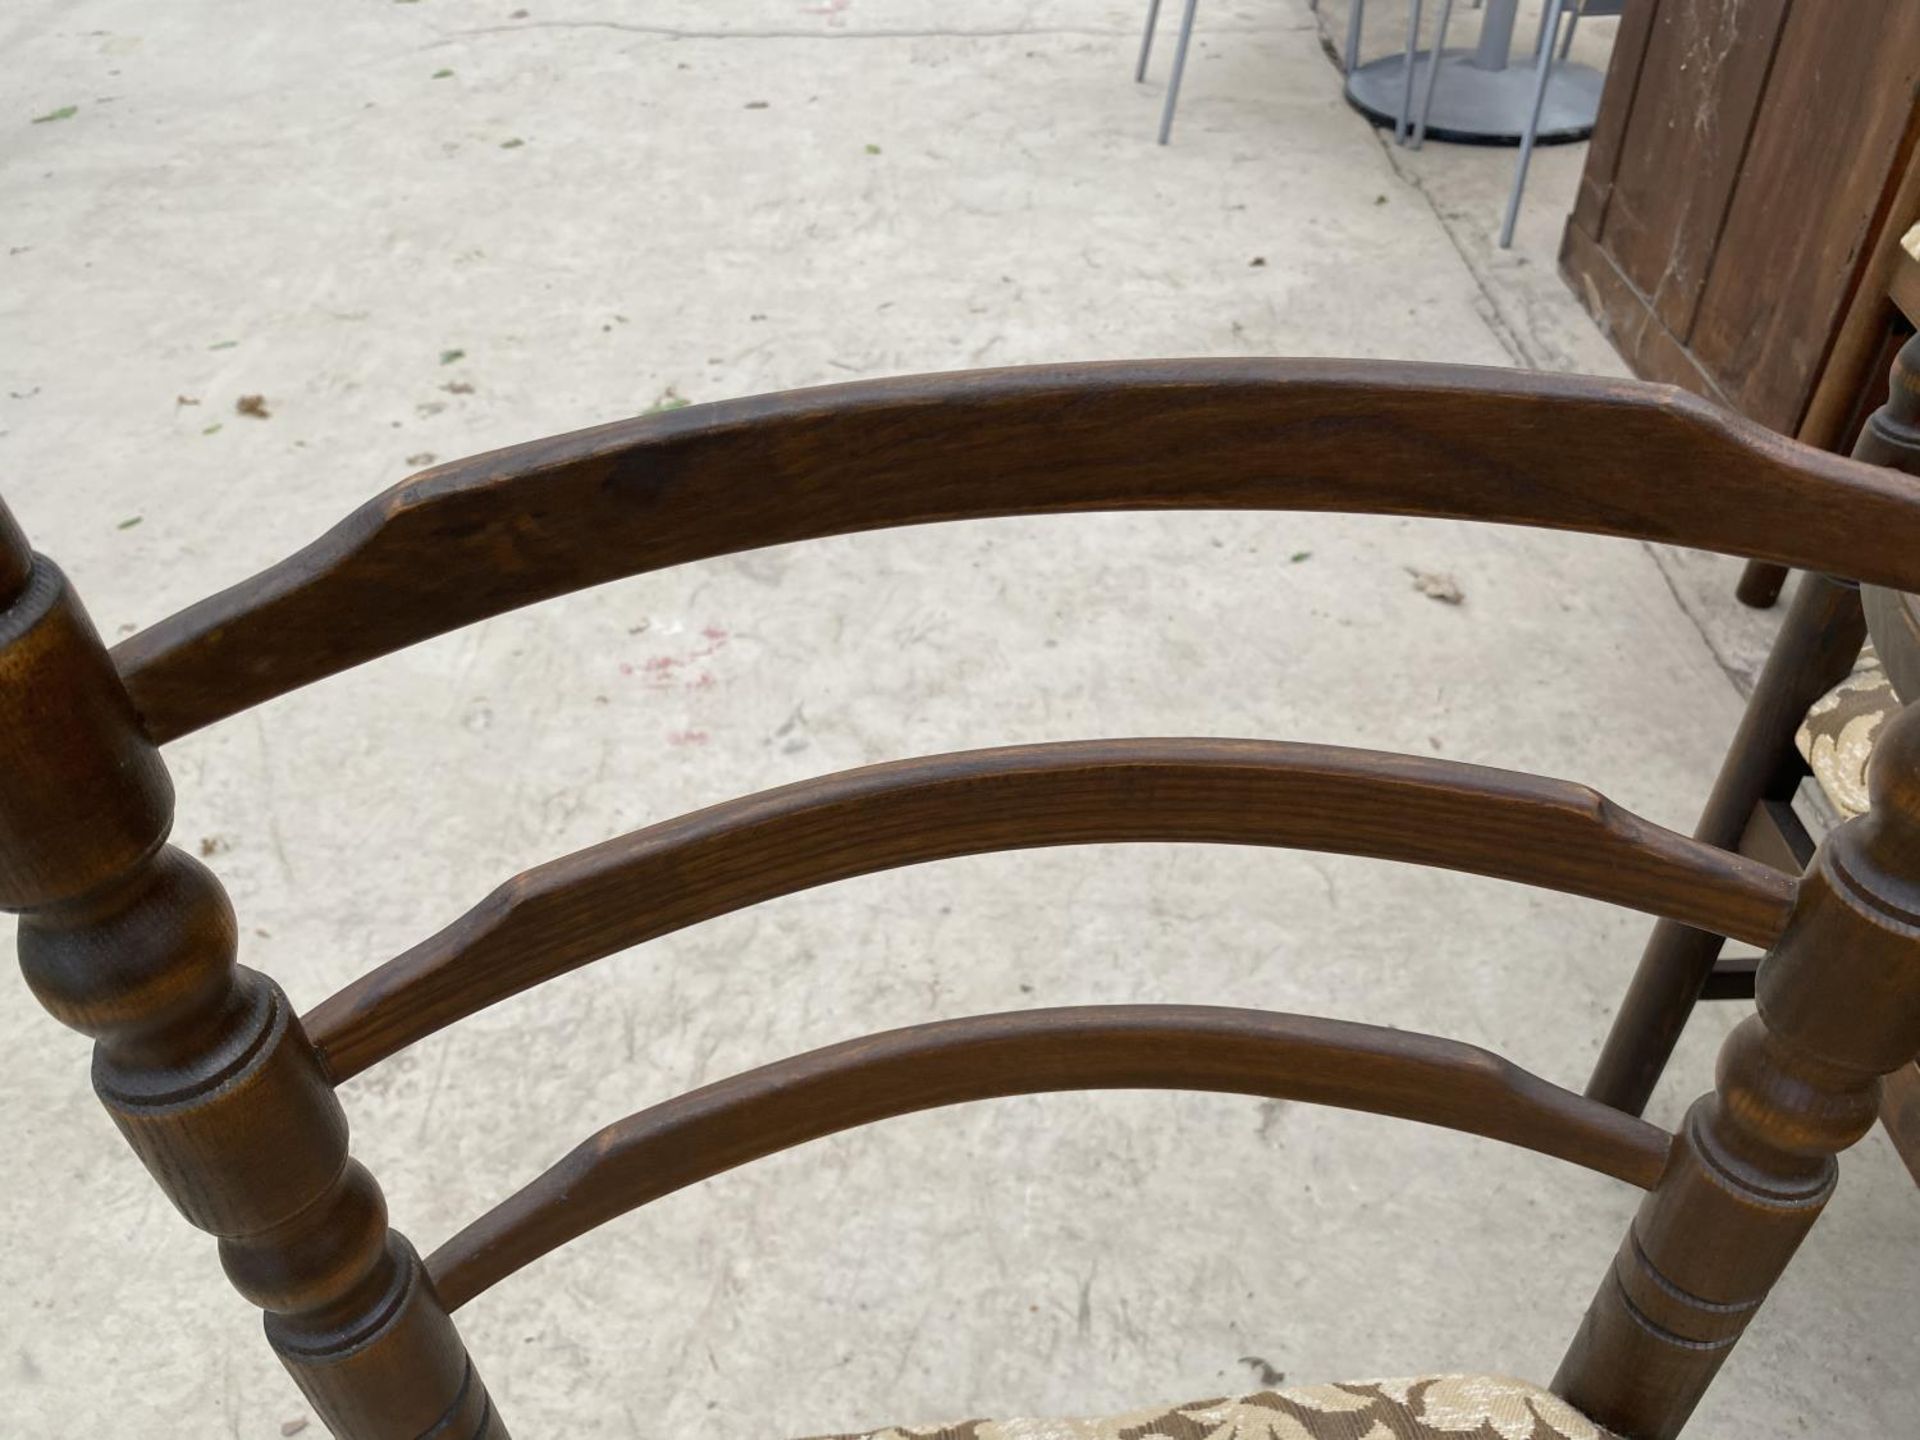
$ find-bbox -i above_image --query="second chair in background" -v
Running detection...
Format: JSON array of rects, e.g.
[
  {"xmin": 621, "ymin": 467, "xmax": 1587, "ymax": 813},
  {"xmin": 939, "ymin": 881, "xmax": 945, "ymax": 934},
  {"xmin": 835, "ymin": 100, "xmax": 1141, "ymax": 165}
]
[{"xmin": 1140, "ymin": 0, "xmax": 1421, "ymax": 146}]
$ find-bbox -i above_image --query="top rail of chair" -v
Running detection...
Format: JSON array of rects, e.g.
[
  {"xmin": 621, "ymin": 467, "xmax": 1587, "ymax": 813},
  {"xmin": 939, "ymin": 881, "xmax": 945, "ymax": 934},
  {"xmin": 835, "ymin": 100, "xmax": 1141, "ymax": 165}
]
[{"xmin": 108, "ymin": 358, "xmax": 1920, "ymax": 742}]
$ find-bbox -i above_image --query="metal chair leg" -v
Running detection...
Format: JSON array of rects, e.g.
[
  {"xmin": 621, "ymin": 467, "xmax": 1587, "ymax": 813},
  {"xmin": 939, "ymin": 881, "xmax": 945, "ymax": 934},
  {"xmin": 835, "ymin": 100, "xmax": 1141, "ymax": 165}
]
[
  {"xmin": 1411, "ymin": 0, "xmax": 1455, "ymax": 149},
  {"xmin": 1343, "ymin": 0, "xmax": 1367, "ymax": 72},
  {"xmin": 1559, "ymin": 4, "xmax": 1581, "ymax": 60},
  {"xmin": 1136, "ymin": 0, "xmax": 1163, "ymax": 82},
  {"xmin": 1498, "ymin": 0, "xmax": 1565, "ymax": 246},
  {"xmin": 1531, "ymin": 0, "xmax": 1559, "ymax": 59},
  {"xmin": 1394, "ymin": 0, "xmax": 1424, "ymax": 145},
  {"xmin": 1157, "ymin": 0, "xmax": 1200, "ymax": 145}
]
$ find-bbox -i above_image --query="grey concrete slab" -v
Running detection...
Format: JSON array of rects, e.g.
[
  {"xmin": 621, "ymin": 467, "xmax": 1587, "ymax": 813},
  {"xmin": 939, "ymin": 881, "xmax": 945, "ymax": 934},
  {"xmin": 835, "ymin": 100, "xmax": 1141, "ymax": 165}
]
[{"xmin": 2, "ymin": 3, "xmax": 1913, "ymax": 1438}]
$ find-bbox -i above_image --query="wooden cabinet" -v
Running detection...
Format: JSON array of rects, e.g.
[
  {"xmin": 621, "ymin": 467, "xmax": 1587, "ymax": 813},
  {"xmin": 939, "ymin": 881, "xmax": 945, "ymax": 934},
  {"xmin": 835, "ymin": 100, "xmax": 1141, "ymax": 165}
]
[{"xmin": 1562, "ymin": 0, "xmax": 1920, "ymax": 451}]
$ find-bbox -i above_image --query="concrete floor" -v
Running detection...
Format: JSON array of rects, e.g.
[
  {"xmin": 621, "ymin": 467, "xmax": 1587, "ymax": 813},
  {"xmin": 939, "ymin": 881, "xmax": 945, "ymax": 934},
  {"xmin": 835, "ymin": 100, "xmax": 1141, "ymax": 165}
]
[{"xmin": 2, "ymin": 2, "xmax": 1914, "ymax": 1436}]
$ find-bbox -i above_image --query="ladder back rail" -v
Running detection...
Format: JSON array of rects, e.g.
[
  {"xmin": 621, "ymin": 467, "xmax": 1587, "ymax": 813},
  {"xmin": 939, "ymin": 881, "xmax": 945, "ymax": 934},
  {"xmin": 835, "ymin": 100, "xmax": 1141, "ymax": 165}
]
[
  {"xmin": 425, "ymin": 1003, "xmax": 1675, "ymax": 1310},
  {"xmin": 306, "ymin": 739, "xmax": 1797, "ymax": 1082},
  {"xmin": 112, "ymin": 359, "xmax": 1920, "ymax": 744}
]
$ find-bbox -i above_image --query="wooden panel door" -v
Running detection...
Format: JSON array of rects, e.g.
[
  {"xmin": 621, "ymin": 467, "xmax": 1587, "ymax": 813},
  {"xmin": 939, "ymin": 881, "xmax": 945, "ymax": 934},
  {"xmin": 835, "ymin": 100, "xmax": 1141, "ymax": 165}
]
[{"xmin": 1563, "ymin": 0, "xmax": 1920, "ymax": 438}]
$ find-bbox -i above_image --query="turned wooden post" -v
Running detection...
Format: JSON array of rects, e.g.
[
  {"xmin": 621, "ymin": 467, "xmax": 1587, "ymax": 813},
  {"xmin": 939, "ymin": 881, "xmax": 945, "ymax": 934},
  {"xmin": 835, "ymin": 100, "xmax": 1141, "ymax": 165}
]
[
  {"xmin": 0, "ymin": 500, "xmax": 505, "ymax": 1439},
  {"xmin": 1588, "ymin": 331, "xmax": 1920, "ymax": 1116},
  {"xmin": 1557, "ymin": 699, "xmax": 1920, "ymax": 1437}
]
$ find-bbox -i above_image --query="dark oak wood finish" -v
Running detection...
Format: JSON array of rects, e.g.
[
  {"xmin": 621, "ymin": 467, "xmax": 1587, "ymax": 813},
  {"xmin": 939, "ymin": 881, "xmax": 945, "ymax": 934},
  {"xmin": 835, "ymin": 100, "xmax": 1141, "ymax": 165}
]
[
  {"xmin": 1558, "ymin": 702, "xmax": 1920, "ymax": 1438},
  {"xmin": 1563, "ymin": 1, "xmax": 1920, "ymax": 611},
  {"xmin": 1584, "ymin": 572, "xmax": 1865, "ymax": 1111},
  {"xmin": 1590, "ymin": 333, "xmax": 1920, "ymax": 1116},
  {"xmin": 1577, "ymin": 0, "xmax": 1792, "ymax": 353},
  {"xmin": 1863, "ymin": 325, "xmax": 1920, "ymax": 704},
  {"xmin": 1741, "ymin": 307, "xmax": 1918, "ymax": 608},
  {"xmin": 1683, "ymin": 5, "xmax": 1920, "ymax": 431},
  {"xmin": 112, "ymin": 361, "xmax": 1920, "ymax": 744},
  {"xmin": 0, "ymin": 506, "xmax": 502, "ymax": 1439},
  {"xmin": 10, "ymin": 356, "xmax": 1920, "ymax": 1438},
  {"xmin": 308, "ymin": 739, "xmax": 1795, "ymax": 1083},
  {"xmin": 1884, "ymin": 1062, "xmax": 1920, "ymax": 1186},
  {"xmin": 1865, "ymin": 584, "xmax": 1920, "ymax": 703},
  {"xmin": 425, "ymin": 1005, "xmax": 1673, "ymax": 1311},
  {"xmin": 1562, "ymin": 0, "xmax": 1920, "ymax": 434}
]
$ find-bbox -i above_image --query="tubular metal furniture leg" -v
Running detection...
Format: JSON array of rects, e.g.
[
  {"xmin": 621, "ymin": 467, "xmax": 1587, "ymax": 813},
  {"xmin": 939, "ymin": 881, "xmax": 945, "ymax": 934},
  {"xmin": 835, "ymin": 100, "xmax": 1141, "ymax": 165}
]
[
  {"xmin": 1136, "ymin": 0, "xmax": 1163, "ymax": 82},
  {"xmin": 1344, "ymin": 0, "xmax": 1367, "ymax": 71},
  {"xmin": 1498, "ymin": 0, "xmax": 1566, "ymax": 246},
  {"xmin": 1530, "ymin": 0, "xmax": 1559, "ymax": 59},
  {"xmin": 1412, "ymin": 0, "xmax": 1456, "ymax": 148},
  {"xmin": 1394, "ymin": 0, "xmax": 1425, "ymax": 145},
  {"xmin": 1157, "ymin": 0, "xmax": 1201, "ymax": 144}
]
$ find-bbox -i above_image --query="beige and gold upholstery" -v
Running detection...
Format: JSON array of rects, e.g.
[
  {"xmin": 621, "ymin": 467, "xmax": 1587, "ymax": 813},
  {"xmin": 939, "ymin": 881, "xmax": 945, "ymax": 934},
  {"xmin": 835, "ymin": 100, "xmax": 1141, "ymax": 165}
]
[
  {"xmin": 1797, "ymin": 643, "xmax": 1899, "ymax": 820},
  {"xmin": 810, "ymin": 1374, "xmax": 1618, "ymax": 1440}
]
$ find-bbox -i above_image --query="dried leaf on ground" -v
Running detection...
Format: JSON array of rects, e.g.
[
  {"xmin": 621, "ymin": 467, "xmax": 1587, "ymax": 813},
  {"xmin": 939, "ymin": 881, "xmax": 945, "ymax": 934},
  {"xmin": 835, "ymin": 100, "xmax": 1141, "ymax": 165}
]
[{"xmin": 1408, "ymin": 568, "xmax": 1464, "ymax": 605}]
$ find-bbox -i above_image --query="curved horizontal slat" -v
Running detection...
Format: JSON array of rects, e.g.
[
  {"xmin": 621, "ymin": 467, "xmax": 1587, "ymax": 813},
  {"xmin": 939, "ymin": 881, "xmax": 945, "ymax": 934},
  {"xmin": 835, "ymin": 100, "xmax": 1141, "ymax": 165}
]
[
  {"xmin": 424, "ymin": 1004, "xmax": 1674, "ymax": 1310},
  {"xmin": 306, "ymin": 739, "xmax": 1795, "ymax": 1081},
  {"xmin": 114, "ymin": 360, "xmax": 1920, "ymax": 742}
]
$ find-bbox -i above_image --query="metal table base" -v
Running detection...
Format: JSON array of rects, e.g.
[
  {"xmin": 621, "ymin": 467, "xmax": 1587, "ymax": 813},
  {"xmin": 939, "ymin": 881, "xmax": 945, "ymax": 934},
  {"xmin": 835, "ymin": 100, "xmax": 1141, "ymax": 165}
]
[{"xmin": 1345, "ymin": 48, "xmax": 1604, "ymax": 147}]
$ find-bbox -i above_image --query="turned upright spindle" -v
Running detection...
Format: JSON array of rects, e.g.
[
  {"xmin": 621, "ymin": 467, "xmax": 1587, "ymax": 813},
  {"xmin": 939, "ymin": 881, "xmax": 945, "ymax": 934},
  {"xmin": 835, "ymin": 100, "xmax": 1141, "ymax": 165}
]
[
  {"xmin": 1557, "ymin": 699, "xmax": 1920, "ymax": 1437},
  {"xmin": 1588, "ymin": 331, "xmax": 1920, "ymax": 1116},
  {"xmin": 0, "ymin": 498, "xmax": 504, "ymax": 1439}
]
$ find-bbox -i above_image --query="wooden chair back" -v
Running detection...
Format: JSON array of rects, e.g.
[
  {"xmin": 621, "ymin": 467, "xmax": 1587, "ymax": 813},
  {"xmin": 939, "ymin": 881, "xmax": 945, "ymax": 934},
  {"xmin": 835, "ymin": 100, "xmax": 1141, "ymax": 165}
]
[{"xmin": 6, "ymin": 358, "xmax": 1920, "ymax": 1440}]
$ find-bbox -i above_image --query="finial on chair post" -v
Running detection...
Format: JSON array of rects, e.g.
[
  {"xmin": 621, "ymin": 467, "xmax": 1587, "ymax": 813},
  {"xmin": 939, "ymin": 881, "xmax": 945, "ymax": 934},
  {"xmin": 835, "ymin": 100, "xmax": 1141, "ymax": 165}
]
[
  {"xmin": 1856, "ymin": 330, "xmax": 1920, "ymax": 468},
  {"xmin": 0, "ymin": 508, "xmax": 506, "ymax": 1438},
  {"xmin": 0, "ymin": 496, "xmax": 32, "ymax": 608},
  {"xmin": 1757, "ymin": 701, "xmax": 1920, "ymax": 1071}
]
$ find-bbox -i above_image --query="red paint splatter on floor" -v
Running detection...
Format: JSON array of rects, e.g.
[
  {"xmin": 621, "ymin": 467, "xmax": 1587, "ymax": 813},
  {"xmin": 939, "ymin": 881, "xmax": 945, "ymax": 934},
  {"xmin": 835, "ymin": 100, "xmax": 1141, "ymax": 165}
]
[{"xmin": 626, "ymin": 624, "xmax": 733, "ymax": 689}]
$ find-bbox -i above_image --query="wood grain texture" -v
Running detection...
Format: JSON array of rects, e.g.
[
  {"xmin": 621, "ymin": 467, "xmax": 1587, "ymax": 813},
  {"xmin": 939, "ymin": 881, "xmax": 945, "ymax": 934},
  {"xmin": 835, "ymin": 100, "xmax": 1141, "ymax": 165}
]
[
  {"xmin": 1598, "ymin": 0, "xmax": 1790, "ymax": 341},
  {"xmin": 1562, "ymin": 3, "xmax": 1920, "ymax": 444},
  {"xmin": 1589, "ymin": 332, "xmax": 1920, "ymax": 1115},
  {"xmin": 1880, "ymin": 1060, "xmax": 1920, "ymax": 1187},
  {"xmin": 1558, "ymin": 222, "xmax": 1735, "ymax": 407},
  {"xmin": 1688, "ymin": 1, "xmax": 1920, "ymax": 430},
  {"xmin": 0, "ymin": 498, "xmax": 31, "ymax": 606},
  {"xmin": 1585, "ymin": 571, "xmax": 1865, "ymax": 1113},
  {"xmin": 112, "ymin": 359, "xmax": 1920, "ymax": 744},
  {"xmin": 1863, "ymin": 342, "xmax": 1920, "ymax": 701},
  {"xmin": 1867, "ymin": 585, "xmax": 1920, "ymax": 720},
  {"xmin": 1558, "ymin": 702, "xmax": 1920, "ymax": 1439},
  {"xmin": 0, "ymin": 558, "xmax": 174, "ymax": 909},
  {"xmin": 1892, "ymin": 239, "xmax": 1920, "ymax": 333},
  {"xmin": 425, "ymin": 1004, "xmax": 1674, "ymax": 1310},
  {"xmin": 1794, "ymin": 150, "xmax": 1920, "ymax": 451},
  {"xmin": 1565, "ymin": 0, "xmax": 1657, "ymax": 240},
  {"xmin": 306, "ymin": 738, "xmax": 1798, "ymax": 1083},
  {"xmin": 0, "ymin": 541, "xmax": 503, "ymax": 1436}
]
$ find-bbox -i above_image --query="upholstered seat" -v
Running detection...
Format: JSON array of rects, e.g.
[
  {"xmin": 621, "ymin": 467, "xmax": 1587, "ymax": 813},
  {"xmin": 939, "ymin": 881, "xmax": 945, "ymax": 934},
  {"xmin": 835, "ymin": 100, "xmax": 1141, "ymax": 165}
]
[
  {"xmin": 1797, "ymin": 642, "xmax": 1898, "ymax": 821},
  {"xmin": 812, "ymin": 1375, "xmax": 1618, "ymax": 1440}
]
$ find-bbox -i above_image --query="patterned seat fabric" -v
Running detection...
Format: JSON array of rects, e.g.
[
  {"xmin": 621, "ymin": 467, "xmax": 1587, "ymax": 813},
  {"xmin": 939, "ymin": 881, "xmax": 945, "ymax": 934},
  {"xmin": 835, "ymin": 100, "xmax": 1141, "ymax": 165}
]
[
  {"xmin": 809, "ymin": 1374, "xmax": 1618, "ymax": 1440},
  {"xmin": 1797, "ymin": 642, "xmax": 1899, "ymax": 821}
]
